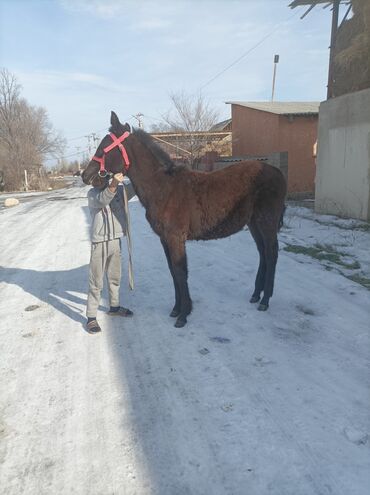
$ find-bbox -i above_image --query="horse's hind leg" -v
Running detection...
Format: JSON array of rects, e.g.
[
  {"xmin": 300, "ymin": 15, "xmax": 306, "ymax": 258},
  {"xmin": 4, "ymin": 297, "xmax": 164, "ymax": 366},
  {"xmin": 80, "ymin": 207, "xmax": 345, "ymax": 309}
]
[
  {"xmin": 165, "ymin": 236, "xmax": 192, "ymax": 328},
  {"xmin": 248, "ymin": 220, "xmax": 266, "ymax": 304},
  {"xmin": 258, "ymin": 227, "xmax": 279, "ymax": 311},
  {"xmin": 161, "ymin": 238, "xmax": 180, "ymax": 317}
]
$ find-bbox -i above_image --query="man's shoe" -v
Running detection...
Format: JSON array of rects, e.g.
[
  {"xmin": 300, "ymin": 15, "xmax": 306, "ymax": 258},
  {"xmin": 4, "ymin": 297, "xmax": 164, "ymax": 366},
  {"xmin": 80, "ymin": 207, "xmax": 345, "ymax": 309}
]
[
  {"xmin": 107, "ymin": 306, "xmax": 134, "ymax": 317},
  {"xmin": 86, "ymin": 319, "xmax": 101, "ymax": 333}
]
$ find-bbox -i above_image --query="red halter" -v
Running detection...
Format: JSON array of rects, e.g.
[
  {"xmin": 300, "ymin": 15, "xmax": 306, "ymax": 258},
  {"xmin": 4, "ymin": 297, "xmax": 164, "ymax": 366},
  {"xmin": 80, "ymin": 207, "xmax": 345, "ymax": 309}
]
[{"xmin": 92, "ymin": 131, "xmax": 130, "ymax": 177}]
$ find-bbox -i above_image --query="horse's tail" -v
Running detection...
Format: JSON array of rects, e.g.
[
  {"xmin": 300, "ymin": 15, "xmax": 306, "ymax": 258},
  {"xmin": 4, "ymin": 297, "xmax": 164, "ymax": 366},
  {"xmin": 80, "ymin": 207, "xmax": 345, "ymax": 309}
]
[{"xmin": 278, "ymin": 204, "xmax": 286, "ymax": 231}]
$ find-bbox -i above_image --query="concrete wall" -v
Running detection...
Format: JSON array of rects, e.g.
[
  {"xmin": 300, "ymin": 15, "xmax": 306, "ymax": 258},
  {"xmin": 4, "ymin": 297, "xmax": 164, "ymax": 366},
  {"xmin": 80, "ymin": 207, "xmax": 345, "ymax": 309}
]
[
  {"xmin": 315, "ymin": 88, "xmax": 370, "ymax": 221},
  {"xmin": 231, "ymin": 105, "xmax": 318, "ymax": 193}
]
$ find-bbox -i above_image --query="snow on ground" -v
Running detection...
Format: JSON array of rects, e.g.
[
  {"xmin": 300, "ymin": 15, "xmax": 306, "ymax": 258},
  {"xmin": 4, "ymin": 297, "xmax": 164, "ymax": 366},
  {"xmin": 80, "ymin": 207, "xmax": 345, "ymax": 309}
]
[
  {"xmin": 0, "ymin": 182, "xmax": 369, "ymax": 495},
  {"xmin": 281, "ymin": 205, "xmax": 370, "ymax": 287}
]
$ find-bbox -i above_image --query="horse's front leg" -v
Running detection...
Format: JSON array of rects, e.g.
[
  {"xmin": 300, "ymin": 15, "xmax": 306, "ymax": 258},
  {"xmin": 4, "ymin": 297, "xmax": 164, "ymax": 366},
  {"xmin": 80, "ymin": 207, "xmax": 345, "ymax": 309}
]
[
  {"xmin": 165, "ymin": 236, "xmax": 192, "ymax": 328},
  {"xmin": 160, "ymin": 238, "xmax": 180, "ymax": 318}
]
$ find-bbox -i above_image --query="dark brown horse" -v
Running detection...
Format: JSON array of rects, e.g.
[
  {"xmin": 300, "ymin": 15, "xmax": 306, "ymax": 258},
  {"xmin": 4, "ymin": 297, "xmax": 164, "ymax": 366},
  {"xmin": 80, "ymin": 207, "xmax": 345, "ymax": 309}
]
[{"xmin": 82, "ymin": 112, "xmax": 287, "ymax": 328}]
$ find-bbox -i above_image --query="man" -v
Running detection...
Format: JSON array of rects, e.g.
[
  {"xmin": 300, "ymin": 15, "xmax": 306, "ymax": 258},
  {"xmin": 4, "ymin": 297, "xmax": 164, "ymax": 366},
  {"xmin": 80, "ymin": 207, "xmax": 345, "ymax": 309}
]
[{"xmin": 86, "ymin": 172, "xmax": 133, "ymax": 334}]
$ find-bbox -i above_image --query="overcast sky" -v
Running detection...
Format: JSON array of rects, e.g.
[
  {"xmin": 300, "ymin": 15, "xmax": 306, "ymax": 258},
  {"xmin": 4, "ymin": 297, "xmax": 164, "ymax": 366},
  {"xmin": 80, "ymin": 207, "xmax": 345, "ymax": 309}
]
[{"xmin": 0, "ymin": 0, "xmax": 344, "ymax": 160}]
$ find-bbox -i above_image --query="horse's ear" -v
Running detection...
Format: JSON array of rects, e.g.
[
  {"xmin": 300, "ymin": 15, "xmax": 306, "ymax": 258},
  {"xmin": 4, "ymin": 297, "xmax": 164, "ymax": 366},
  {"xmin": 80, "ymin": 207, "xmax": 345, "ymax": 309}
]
[
  {"xmin": 124, "ymin": 122, "xmax": 131, "ymax": 132},
  {"xmin": 110, "ymin": 111, "xmax": 121, "ymax": 130}
]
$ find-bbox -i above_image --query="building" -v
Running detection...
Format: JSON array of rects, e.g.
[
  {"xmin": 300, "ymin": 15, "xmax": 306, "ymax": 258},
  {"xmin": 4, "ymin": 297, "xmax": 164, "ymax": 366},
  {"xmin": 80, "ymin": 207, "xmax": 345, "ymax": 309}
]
[
  {"xmin": 209, "ymin": 118, "xmax": 232, "ymax": 133},
  {"xmin": 289, "ymin": 0, "xmax": 370, "ymax": 220},
  {"xmin": 226, "ymin": 101, "xmax": 319, "ymax": 195},
  {"xmin": 315, "ymin": 88, "xmax": 370, "ymax": 220}
]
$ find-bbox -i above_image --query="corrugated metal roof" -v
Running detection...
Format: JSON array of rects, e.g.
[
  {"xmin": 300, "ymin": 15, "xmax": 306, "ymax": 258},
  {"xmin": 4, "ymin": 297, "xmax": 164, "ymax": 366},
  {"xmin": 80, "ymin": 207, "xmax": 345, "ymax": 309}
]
[
  {"xmin": 209, "ymin": 118, "xmax": 232, "ymax": 132},
  {"xmin": 225, "ymin": 101, "xmax": 320, "ymax": 115},
  {"xmin": 289, "ymin": 1, "xmax": 350, "ymax": 7}
]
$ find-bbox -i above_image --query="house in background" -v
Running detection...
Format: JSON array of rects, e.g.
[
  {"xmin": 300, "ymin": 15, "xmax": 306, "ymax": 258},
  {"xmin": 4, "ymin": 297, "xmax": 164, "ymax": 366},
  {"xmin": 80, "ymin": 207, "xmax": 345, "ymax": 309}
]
[
  {"xmin": 150, "ymin": 122, "xmax": 232, "ymax": 170},
  {"xmin": 209, "ymin": 118, "xmax": 232, "ymax": 133},
  {"xmin": 200, "ymin": 118, "xmax": 233, "ymax": 169},
  {"xmin": 226, "ymin": 101, "xmax": 319, "ymax": 195}
]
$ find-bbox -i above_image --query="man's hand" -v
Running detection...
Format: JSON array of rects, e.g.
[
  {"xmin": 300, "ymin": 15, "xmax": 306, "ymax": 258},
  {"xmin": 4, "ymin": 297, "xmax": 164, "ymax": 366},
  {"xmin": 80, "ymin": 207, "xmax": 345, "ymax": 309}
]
[
  {"xmin": 112, "ymin": 173, "xmax": 124, "ymax": 186},
  {"xmin": 109, "ymin": 173, "xmax": 125, "ymax": 192}
]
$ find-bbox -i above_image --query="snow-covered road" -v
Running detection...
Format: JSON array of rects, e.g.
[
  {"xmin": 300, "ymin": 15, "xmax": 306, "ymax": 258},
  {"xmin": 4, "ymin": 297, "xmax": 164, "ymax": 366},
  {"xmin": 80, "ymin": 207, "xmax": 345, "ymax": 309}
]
[{"xmin": 1, "ymin": 183, "xmax": 369, "ymax": 494}]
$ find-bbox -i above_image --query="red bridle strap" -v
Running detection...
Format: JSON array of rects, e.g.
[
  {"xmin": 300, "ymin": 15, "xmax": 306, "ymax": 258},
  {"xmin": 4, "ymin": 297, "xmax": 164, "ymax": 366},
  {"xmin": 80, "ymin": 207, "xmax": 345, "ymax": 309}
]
[
  {"xmin": 104, "ymin": 132, "xmax": 130, "ymax": 169},
  {"xmin": 92, "ymin": 131, "xmax": 130, "ymax": 176},
  {"xmin": 91, "ymin": 154, "xmax": 106, "ymax": 175}
]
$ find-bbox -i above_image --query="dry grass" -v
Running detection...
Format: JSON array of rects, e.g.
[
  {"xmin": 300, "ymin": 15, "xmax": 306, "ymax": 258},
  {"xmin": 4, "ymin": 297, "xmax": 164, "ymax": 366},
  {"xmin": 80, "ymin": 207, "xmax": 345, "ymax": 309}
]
[
  {"xmin": 333, "ymin": 0, "xmax": 370, "ymax": 95},
  {"xmin": 283, "ymin": 243, "xmax": 361, "ymax": 270}
]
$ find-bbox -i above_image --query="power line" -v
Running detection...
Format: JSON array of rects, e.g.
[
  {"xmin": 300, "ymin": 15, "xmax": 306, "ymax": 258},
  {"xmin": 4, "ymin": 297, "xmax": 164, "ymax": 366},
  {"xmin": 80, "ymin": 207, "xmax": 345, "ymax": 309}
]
[
  {"xmin": 142, "ymin": 114, "xmax": 163, "ymax": 123},
  {"xmin": 199, "ymin": 9, "xmax": 301, "ymax": 90},
  {"xmin": 64, "ymin": 114, "xmax": 138, "ymax": 143},
  {"xmin": 65, "ymin": 127, "xmax": 108, "ymax": 143},
  {"xmin": 60, "ymin": 149, "xmax": 88, "ymax": 160},
  {"xmin": 59, "ymin": 115, "xmax": 138, "ymax": 160}
]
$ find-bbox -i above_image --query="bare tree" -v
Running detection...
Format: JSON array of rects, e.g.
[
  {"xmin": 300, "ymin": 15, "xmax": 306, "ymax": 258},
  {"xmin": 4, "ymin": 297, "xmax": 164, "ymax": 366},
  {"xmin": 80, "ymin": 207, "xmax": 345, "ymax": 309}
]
[
  {"xmin": 0, "ymin": 68, "xmax": 21, "ymax": 149},
  {"xmin": 149, "ymin": 122, "xmax": 172, "ymax": 133},
  {"xmin": 0, "ymin": 68, "xmax": 65, "ymax": 190},
  {"xmin": 152, "ymin": 91, "xmax": 220, "ymax": 168},
  {"xmin": 163, "ymin": 91, "xmax": 219, "ymax": 132}
]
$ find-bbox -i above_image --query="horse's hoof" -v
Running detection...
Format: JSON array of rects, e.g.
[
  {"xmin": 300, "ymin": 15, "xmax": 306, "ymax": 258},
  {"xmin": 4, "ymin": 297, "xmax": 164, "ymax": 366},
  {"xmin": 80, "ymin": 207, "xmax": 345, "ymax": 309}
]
[
  {"xmin": 170, "ymin": 308, "xmax": 180, "ymax": 318},
  {"xmin": 250, "ymin": 295, "xmax": 260, "ymax": 304},
  {"xmin": 174, "ymin": 318, "xmax": 187, "ymax": 328},
  {"xmin": 257, "ymin": 303, "xmax": 269, "ymax": 311}
]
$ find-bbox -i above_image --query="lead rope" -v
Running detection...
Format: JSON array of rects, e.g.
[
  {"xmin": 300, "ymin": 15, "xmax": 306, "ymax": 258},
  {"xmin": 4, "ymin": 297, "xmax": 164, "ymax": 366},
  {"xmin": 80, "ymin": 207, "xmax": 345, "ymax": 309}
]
[{"xmin": 122, "ymin": 185, "xmax": 134, "ymax": 290}]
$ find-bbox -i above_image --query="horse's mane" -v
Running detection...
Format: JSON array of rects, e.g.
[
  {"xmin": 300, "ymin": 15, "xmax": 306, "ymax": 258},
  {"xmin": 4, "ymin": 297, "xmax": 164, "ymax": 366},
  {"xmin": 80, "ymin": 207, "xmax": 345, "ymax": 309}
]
[{"xmin": 132, "ymin": 128, "xmax": 177, "ymax": 174}]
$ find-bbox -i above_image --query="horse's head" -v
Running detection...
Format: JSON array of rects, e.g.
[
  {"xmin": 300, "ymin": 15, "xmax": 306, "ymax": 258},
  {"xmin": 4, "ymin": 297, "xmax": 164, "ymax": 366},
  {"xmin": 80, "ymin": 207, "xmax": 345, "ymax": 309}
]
[{"xmin": 81, "ymin": 111, "xmax": 131, "ymax": 186}]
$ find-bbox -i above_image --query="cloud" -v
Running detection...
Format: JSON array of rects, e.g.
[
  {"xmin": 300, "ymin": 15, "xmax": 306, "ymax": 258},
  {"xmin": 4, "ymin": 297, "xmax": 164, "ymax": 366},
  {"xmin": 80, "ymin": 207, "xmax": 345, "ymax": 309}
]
[
  {"xmin": 16, "ymin": 70, "xmax": 127, "ymax": 94},
  {"xmin": 59, "ymin": 0, "xmax": 123, "ymax": 19},
  {"xmin": 132, "ymin": 18, "xmax": 171, "ymax": 31},
  {"xmin": 59, "ymin": 0, "xmax": 172, "ymax": 30},
  {"xmin": 5, "ymin": 0, "xmax": 330, "ymax": 159}
]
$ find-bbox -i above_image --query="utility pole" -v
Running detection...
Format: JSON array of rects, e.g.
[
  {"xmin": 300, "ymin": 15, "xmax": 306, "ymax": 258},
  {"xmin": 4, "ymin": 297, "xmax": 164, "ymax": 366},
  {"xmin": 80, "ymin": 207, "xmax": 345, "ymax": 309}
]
[
  {"xmin": 24, "ymin": 170, "xmax": 28, "ymax": 192},
  {"xmin": 91, "ymin": 132, "xmax": 100, "ymax": 148},
  {"xmin": 132, "ymin": 113, "xmax": 144, "ymax": 129},
  {"xmin": 327, "ymin": 0, "xmax": 340, "ymax": 99},
  {"xmin": 85, "ymin": 133, "xmax": 100, "ymax": 156},
  {"xmin": 271, "ymin": 54, "xmax": 279, "ymax": 102},
  {"xmin": 75, "ymin": 146, "xmax": 81, "ymax": 171},
  {"xmin": 86, "ymin": 134, "xmax": 92, "ymax": 155}
]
